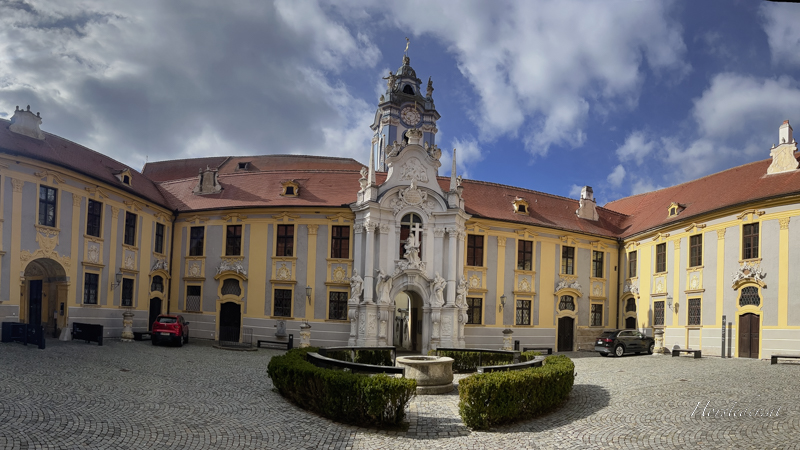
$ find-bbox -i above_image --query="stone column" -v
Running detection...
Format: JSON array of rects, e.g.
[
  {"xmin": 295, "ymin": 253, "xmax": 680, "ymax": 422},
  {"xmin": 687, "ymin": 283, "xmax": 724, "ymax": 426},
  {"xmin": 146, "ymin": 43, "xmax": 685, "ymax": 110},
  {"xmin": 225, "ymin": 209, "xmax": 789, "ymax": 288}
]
[
  {"xmin": 378, "ymin": 223, "xmax": 392, "ymax": 346},
  {"xmin": 363, "ymin": 221, "xmax": 376, "ymax": 304},
  {"xmin": 653, "ymin": 328, "xmax": 665, "ymax": 354},
  {"xmin": 446, "ymin": 228, "xmax": 458, "ymax": 305},
  {"xmin": 422, "ymin": 306, "xmax": 433, "ymax": 354},
  {"xmin": 121, "ymin": 309, "xmax": 135, "ymax": 341},
  {"xmin": 347, "ymin": 299, "xmax": 358, "ymax": 346},
  {"xmin": 502, "ymin": 328, "xmax": 513, "ymax": 350},
  {"xmin": 299, "ymin": 322, "xmax": 312, "ymax": 348}
]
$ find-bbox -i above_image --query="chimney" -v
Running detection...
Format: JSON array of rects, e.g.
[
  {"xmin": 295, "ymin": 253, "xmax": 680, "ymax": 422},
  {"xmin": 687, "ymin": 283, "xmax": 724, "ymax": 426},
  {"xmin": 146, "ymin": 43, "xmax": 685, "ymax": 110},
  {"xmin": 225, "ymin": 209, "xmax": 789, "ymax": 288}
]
[
  {"xmin": 576, "ymin": 186, "xmax": 599, "ymax": 221},
  {"xmin": 192, "ymin": 166, "xmax": 222, "ymax": 195},
  {"xmin": 9, "ymin": 105, "xmax": 45, "ymax": 140},
  {"xmin": 768, "ymin": 120, "xmax": 799, "ymax": 175},
  {"xmin": 780, "ymin": 120, "xmax": 793, "ymax": 144}
]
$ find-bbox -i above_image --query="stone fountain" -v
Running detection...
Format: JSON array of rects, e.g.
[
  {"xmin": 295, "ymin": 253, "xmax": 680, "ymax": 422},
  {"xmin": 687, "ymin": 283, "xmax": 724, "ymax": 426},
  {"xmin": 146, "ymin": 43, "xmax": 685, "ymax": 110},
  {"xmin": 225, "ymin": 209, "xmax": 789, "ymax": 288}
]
[{"xmin": 395, "ymin": 355, "xmax": 454, "ymax": 394}]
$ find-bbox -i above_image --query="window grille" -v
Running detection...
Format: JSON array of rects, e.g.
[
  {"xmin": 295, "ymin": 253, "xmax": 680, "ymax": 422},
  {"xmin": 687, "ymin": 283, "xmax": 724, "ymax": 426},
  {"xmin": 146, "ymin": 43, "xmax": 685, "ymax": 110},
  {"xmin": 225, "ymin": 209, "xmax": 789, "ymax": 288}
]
[
  {"xmin": 516, "ymin": 300, "xmax": 531, "ymax": 325},
  {"xmin": 739, "ymin": 286, "xmax": 760, "ymax": 307},
  {"xmin": 329, "ymin": 291, "xmax": 348, "ymax": 320},
  {"xmin": 83, "ymin": 273, "xmax": 99, "ymax": 304},
  {"xmin": 559, "ymin": 295, "xmax": 575, "ymax": 311},
  {"xmin": 121, "ymin": 278, "xmax": 134, "ymax": 307},
  {"xmin": 591, "ymin": 304, "xmax": 603, "ymax": 327},
  {"xmin": 274, "ymin": 289, "xmax": 292, "ymax": 317},
  {"xmin": 688, "ymin": 298, "xmax": 701, "ymax": 325},
  {"xmin": 151, "ymin": 276, "xmax": 164, "ymax": 293},
  {"xmin": 221, "ymin": 279, "xmax": 241, "ymax": 296},
  {"xmin": 186, "ymin": 286, "xmax": 202, "ymax": 311},
  {"xmin": 625, "ymin": 298, "xmax": 636, "ymax": 312},
  {"xmin": 467, "ymin": 297, "xmax": 482, "ymax": 324},
  {"xmin": 654, "ymin": 301, "xmax": 665, "ymax": 326}
]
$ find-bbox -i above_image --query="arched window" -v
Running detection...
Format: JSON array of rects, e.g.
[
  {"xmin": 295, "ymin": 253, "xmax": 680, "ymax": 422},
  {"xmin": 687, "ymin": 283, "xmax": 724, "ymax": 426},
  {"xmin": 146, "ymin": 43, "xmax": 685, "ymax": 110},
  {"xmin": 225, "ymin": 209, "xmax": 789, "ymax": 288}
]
[
  {"xmin": 222, "ymin": 279, "xmax": 242, "ymax": 296},
  {"xmin": 403, "ymin": 85, "xmax": 414, "ymax": 95},
  {"xmin": 739, "ymin": 286, "xmax": 760, "ymax": 307},
  {"xmin": 399, "ymin": 213, "xmax": 423, "ymax": 259},
  {"xmin": 625, "ymin": 298, "xmax": 636, "ymax": 312},
  {"xmin": 559, "ymin": 295, "xmax": 575, "ymax": 311},
  {"xmin": 150, "ymin": 276, "xmax": 164, "ymax": 293}
]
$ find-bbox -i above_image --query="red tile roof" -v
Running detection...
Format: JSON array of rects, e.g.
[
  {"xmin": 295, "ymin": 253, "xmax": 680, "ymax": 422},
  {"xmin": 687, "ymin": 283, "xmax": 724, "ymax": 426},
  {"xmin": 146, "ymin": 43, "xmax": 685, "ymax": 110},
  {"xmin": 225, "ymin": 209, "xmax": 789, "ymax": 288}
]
[
  {"xmin": 0, "ymin": 119, "xmax": 169, "ymax": 208},
  {"xmin": 142, "ymin": 156, "xmax": 230, "ymax": 182},
  {"xmin": 604, "ymin": 153, "xmax": 800, "ymax": 238}
]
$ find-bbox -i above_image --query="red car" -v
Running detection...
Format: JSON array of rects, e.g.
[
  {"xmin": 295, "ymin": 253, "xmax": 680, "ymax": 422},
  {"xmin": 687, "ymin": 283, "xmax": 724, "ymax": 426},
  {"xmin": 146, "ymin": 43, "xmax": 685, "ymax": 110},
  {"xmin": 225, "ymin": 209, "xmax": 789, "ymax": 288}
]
[{"xmin": 152, "ymin": 314, "xmax": 190, "ymax": 346}]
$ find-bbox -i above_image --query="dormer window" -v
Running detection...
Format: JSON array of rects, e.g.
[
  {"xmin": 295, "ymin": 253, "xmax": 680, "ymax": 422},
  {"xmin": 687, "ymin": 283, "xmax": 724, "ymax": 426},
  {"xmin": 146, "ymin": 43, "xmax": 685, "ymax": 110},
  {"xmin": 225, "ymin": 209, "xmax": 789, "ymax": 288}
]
[
  {"xmin": 668, "ymin": 202, "xmax": 685, "ymax": 217},
  {"xmin": 280, "ymin": 180, "xmax": 300, "ymax": 197},
  {"xmin": 237, "ymin": 162, "xmax": 249, "ymax": 170},
  {"xmin": 115, "ymin": 169, "xmax": 133, "ymax": 186},
  {"xmin": 512, "ymin": 197, "xmax": 530, "ymax": 215}
]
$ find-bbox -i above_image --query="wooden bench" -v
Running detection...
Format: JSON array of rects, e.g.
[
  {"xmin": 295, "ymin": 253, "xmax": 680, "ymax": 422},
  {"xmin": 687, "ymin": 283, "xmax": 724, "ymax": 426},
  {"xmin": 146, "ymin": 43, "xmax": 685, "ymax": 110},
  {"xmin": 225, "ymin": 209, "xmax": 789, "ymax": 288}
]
[
  {"xmin": 257, "ymin": 334, "xmax": 293, "ymax": 350},
  {"xmin": 770, "ymin": 354, "xmax": 800, "ymax": 365},
  {"xmin": 71, "ymin": 322, "xmax": 103, "ymax": 346},
  {"xmin": 671, "ymin": 348, "xmax": 701, "ymax": 358},
  {"xmin": 523, "ymin": 347, "xmax": 553, "ymax": 355}
]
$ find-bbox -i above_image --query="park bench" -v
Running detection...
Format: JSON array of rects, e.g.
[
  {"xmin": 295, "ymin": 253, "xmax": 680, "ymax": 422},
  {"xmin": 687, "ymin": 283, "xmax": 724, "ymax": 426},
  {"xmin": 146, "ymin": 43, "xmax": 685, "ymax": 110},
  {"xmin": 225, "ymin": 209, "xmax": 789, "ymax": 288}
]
[
  {"xmin": 671, "ymin": 348, "xmax": 701, "ymax": 358},
  {"xmin": 257, "ymin": 334, "xmax": 293, "ymax": 350},
  {"xmin": 523, "ymin": 346, "xmax": 553, "ymax": 355},
  {"xmin": 71, "ymin": 322, "xmax": 103, "ymax": 345},
  {"xmin": 770, "ymin": 354, "xmax": 800, "ymax": 365}
]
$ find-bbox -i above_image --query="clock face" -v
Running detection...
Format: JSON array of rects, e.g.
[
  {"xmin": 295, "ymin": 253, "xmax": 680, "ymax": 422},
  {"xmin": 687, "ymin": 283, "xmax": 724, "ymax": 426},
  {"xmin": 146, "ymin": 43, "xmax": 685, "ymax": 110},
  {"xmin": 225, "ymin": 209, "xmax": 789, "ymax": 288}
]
[{"xmin": 401, "ymin": 107, "xmax": 420, "ymax": 126}]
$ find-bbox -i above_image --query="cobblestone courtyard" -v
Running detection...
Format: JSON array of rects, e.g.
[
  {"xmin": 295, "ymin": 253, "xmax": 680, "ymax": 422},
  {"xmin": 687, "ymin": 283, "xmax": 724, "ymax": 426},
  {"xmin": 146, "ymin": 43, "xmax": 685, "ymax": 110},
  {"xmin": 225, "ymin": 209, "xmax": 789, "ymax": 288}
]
[{"xmin": 1, "ymin": 339, "xmax": 799, "ymax": 449}]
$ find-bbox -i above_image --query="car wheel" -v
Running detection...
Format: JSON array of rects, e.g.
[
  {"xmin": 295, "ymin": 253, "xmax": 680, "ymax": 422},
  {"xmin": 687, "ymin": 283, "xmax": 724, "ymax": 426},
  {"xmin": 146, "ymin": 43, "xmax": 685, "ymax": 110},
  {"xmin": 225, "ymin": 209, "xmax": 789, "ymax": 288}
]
[
  {"xmin": 599, "ymin": 353, "xmax": 608, "ymax": 357},
  {"xmin": 648, "ymin": 342, "xmax": 655, "ymax": 355},
  {"xmin": 614, "ymin": 344, "xmax": 625, "ymax": 357}
]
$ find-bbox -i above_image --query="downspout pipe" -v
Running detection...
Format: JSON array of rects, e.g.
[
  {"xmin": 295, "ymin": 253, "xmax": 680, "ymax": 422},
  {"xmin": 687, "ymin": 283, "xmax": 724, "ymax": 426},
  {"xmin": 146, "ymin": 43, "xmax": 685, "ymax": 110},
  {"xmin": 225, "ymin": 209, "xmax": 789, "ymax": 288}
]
[{"xmin": 166, "ymin": 209, "xmax": 178, "ymax": 313}]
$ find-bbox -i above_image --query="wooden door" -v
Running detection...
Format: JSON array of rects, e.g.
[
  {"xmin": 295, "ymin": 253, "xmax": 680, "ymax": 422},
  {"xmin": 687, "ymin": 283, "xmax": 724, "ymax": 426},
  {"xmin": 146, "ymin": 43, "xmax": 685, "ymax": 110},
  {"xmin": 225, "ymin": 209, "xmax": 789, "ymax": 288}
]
[
  {"xmin": 738, "ymin": 313, "xmax": 759, "ymax": 358},
  {"xmin": 625, "ymin": 317, "xmax": 636, "ymax": 329},
  {"xmin": 148, "ymin": 298, "xmax": 162, "ymax": 331},
  {"xmin": 28, "ymin": 280, "xmax": 43, "ymax": 327},
  {"xmin": 557, "ymin": 316, "xmax": 574, "ymax": 352}
]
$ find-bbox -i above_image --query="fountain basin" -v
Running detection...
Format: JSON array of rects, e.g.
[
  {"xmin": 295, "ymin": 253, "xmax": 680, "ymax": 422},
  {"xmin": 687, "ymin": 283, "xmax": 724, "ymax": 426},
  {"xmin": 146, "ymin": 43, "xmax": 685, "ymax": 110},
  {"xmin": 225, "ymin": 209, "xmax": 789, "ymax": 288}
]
[{"xmin": 396, "ymin": 355, "xmax": 454, "ymax": 394}]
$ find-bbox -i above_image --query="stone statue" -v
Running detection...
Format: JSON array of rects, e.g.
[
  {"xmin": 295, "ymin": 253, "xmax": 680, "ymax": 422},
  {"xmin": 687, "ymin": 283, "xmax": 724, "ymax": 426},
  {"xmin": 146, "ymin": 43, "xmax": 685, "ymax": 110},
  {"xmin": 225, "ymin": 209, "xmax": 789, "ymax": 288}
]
[
  {"xmin": 431, "ymin": 272, "xmax": 446, "ymax": 307},
  {"xmin": 383, "ymin": 71, "xmax": 397, "ymax": 92},
  {"xmin": 455, "ymin": 277, "xmax": 468, "ymax": 307},
  {"xmin": 426, "ymin": 76, "xmax": 434, "ymax": 98},
  {"xmin": 375, "ymin": 269, "xmax": 393, "ymax": 305},
  {"xmin": 403, "ymin": 234, "xmax": 421, "ymax": 267},
  {"xmin": 350, "ymin": 269, "xmax": 363, "ymax": 302},
  {"xmin": 359, "ymin": 166, "xmax": 368, "ymax": 190}
]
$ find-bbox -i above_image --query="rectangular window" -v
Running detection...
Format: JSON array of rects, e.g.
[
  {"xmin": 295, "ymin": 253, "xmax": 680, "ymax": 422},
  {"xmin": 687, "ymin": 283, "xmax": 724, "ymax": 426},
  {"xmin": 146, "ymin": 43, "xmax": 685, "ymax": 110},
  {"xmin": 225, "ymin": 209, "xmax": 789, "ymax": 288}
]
[
  {"xmin": 591, "ymin": 304, "xmax": 603, "ymax": 327},
  {"xmin": 226, "ymin": 225, "xmax": 242, "ymax": 256},
  {"xmin": 38, "ymin": 186, "xmax": 57, "ymax": 227},
  {"xmin": 688, "ymin": 298, "xmax": 701, "ymax": 326},
  {"xmin": 743, "ymin": 223, "xmax": 759, "ymax": 260},
  {"xmin": 654, "ymin": 300, "xmax": 665, "ymax": 326},
  {"xmin": 690, "ymin": 234, "xmax": 702, "ymax": 267},
  {"xmin": 124, "ymin": 212, "xmax": 137, "ymax": 246},
  {"xmin": 83, "ymin": 273, "xmax": 99, "ymax": 304},
  {"xmin": 561, "ymin": 246, "xmax": 575, "ymax": 275},
  {"xmin": 655, "ymin": 243, "xmax": 667, "ymax": 273},
  {"xmin": 467, "ymin": 235, "xmax": 484, "ymax": 267},
  {"xmin": 274, "ymin": 289, "xmax": 292, "ymax": 317},
  {"xmin": 276, "ymin": 225, "xmax": 294, "ymax": 257},
  {"xmin": 629, "ymin": 251, "xmax": 637, "ymax": 278},
  {"xmin": 121, "ymin": 278, "xmax": 134, "ymax": 307},
  {"xmin": 189, "ymin": 226, "xmax": 204, "ymax": 256},
  {"xmin": 154, "ymin": 223, "xmax": 165, "ymax": 254},
  {"xmin": 517, "ymin": 240, "xmax": 533, "ymax": 270},
  {"xmin": 86, "ymin": 199, "xmax": 102, "ymax": 237},
  {"xmin": 328, "ymin": 291, "xmax": 348, "ymax": 320},
  {"xmin": 466, "ymin": 297, "xmax": 482, "ymax": 324},
  {"xmin": 592, "ymin": 250, "xmax": 604, "ymax": 278},
  {"xmin": 515, "ymin": 299, "xmax": 531, "ymax": 325},
  {"xmin": 186, "ymin": 286, "xmax": 201, "ymax": 312},
  {"xmin": 331, "ymin": 226, "xmax": 350, "ymax": 259}
]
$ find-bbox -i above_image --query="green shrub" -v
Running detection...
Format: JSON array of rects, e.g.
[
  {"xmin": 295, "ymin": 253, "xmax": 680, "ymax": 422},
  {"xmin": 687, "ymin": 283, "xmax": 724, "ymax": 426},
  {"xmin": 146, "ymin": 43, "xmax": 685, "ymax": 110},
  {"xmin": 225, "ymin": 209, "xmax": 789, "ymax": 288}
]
[
  {"xmin": 457, "ymin": 355, "xmax": 575, "ymax": 430},
  {"xmin": 267, "ymin": 347, "xmax": 416, "ymax": 427},
  {"xmin": 435, "ymin": 350, "xmax": 516, "ymax": 372},
  {"xmin": 354, "ymin": 349, "xmax": 394, "ymax": 366},
  {"xmin": 325, "ymin": 350, "xmax": 353, "ymax": 362},
  {"xmin": 519, "ymin": 350, "xmax": 541, "ymax": 362}
]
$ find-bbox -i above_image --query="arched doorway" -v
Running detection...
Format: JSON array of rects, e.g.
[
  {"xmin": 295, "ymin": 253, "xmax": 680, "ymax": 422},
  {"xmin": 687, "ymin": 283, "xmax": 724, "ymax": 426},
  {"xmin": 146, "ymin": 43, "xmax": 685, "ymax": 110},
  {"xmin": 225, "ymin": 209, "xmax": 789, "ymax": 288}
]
[
  {"xmin": 557, "ymin": 316, "xmax": 575, "ymax": 352},
  {"xmin": 23, "ymin": 258, "xmax": 68, "ymax": 337},
  {"xmin": 556, "ymin": 293, "xmax": 578, "ymax": 352},
  {"xmin": 219, "ymin": 302, "xmax": 241, "ymax": 342},
  {"xmin": 739, "ymin": 313, "xmax": 760, "ymax": 359}
]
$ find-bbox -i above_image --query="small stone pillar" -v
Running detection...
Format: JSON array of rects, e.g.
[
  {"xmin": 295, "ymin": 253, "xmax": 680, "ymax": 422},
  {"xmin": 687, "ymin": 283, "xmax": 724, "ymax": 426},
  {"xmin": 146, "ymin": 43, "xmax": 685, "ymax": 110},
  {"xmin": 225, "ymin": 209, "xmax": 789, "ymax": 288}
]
[
  {"xmin": 502, "ymin": 328, "xmax": 513, "ymax": 351},
  {"xmin": 653, "ymin": 328, "xmax": 665, "ymax": 354},
  {"xmin": 299, "ymin": 322, "xmax": 312, "ymax": 348},
  {"xmin": 121, "ymin": 309, "xmax": 135, "ymax": 341}
]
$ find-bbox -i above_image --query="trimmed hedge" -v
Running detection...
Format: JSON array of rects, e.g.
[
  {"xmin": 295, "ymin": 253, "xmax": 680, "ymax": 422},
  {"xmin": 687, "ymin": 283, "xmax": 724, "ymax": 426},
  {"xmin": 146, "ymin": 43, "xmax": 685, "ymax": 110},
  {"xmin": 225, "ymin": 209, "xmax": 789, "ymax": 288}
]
[
  {"xmin": 267, "ymin": 347, "xmax": 416, "ymax": 427},
  {"xmin": 457, "ymin": 355, "xmax": 575, "ymax": 430},
  {"xmin": 430, "ymin": 349, "xmax": 540, "ymax": 372}
]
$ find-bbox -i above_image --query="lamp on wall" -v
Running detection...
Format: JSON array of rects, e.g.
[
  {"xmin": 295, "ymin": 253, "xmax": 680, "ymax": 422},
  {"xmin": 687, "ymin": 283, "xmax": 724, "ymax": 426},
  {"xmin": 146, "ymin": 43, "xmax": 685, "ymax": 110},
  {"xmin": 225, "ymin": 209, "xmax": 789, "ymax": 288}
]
[
  {"xmin": 667, "ymin": 295, "xmax": 678, "ymax": 312},
  {"xmin": 500, "ymin": 294, "xmax": 507, "ymax": 311},
  {"xmin": 111, "ymin": 272, "xmax": 123, "ymax": 290},
  {"xmin": 306, "ymin": 285, "xmax": 313, "ymax": 304}
]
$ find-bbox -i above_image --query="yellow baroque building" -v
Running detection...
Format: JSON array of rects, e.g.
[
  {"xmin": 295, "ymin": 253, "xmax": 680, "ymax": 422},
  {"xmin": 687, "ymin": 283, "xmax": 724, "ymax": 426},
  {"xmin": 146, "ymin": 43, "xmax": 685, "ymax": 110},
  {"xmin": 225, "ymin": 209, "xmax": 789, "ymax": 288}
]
[{"xmin": 2, "ymin": 59, "xmax": 799, "ymax": 359}]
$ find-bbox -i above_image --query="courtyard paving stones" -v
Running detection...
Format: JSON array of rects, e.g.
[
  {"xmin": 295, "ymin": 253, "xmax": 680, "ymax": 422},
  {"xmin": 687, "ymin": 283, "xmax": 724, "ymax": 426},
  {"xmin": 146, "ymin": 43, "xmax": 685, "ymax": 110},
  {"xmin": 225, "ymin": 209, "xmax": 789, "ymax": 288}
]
[{"xmin": 1, "ymin": 339, "xmax": 798, "ymax": 449}]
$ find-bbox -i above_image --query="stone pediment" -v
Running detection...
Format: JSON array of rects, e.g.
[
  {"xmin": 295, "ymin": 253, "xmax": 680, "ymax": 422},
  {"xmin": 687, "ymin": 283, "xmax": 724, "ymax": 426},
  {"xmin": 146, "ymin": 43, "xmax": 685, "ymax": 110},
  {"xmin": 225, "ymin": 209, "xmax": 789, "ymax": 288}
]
[{"xmin": 380, "ymin": 144, "xmax": 445, "ymax": 198}]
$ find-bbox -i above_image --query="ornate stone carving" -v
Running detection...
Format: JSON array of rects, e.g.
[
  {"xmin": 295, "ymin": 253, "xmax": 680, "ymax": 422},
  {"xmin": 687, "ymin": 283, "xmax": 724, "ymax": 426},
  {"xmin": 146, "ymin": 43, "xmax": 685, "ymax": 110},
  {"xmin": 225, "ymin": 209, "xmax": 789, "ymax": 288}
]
[
  {"xmin": 497, "ymin": 236, "xmax": 506, "ymax": 247},
  {"xmin": 469, "ymin": 274, "xmax": 481, "ymax": 289},
  {"xmin": 556, "ymin": 277, "xmax": 582, "ymax": 295},
  {"xmin": 72, "ymin": 195, "xmax": 82, "ymax": 207},
  {"xmin": 217, "ymin": 258, "xmax": 246, "ymax": 276},
  {"xmin": 123, "ymin": 253, "xmax": 135, "ymax": 270},
  {"xmin": 592, "ymin": 283, "xmax": 603, "ymax": 297},
  {"xmin": 390, "ymin": 180, "xmax": 436, "ymax": 216},
  {"xmin": 307, "ymin": 224, "xmax": 318, "ymax": 235},
  {"xmin": 332, "ymin": 266, "xmax": 347, "ymax": 283},
  {"xmin": 399, "ymin": 158, "xmax": 429, "ymax": 183},
  {"xmin": 433, "ymin": 228, "xmax": 445, "ymax": 238},
  {"xmin": 359, "ymin": 312, "xmax": 366, "ymax": 334},
  {"xmin": 455, "ymin": 277, "xmax": 468, "ymax": 307},
  {"xmin": 689, "ymin": 273, "xmax": 701, "ymax": 290},
  {"xmin": 767, "ymin": 142, "xmax": 799, "ymax": 174},
  {"xmin": 375, "ymin": 269, "xmax": 393, "ymax": 305},
  {"xmin": 673, "ymin": 240, "xmax": 680, "ymax": 251},
  {"xmin": 732, "ymin": 262, "xmax": 766, "ymax": 286},
  {"xmin": 717, "ymin": 229, "xmax": 726, "ymax": 240},
  {"xmin": 430, "ymin": 273, "xmax": 446, "ymax": 307},
  {"xmin": 654, "ymin": 278, "xmax": 665, "ymax": 294},
  {"xmin": 276, "ymin": 263, "xmax": 291, "ymax": 280},
  {"xmin": 518, "ymin": 277, "xmax": 531, "ymax": 292},
  {"xmin": 397, "ymin": 227, "xmax": 425, "ymax": 271},
  {"xmin": 359, "ymin": 166, "xmax": 368, "ymax": 190},
  {"xmin": 20, "ymin": 226, "xmax": 71, "ymax": 269},
  {"xmin": 350, "ymin": 269, "xmax": 363, "ymax": 302},
  {"xmin": 379, "ymin": 224, "xmax": 390, "ymax": 234},
  {"xmin": 88, "ymin": 243, "xmax": 100, "ymax": 264},
  {"xmin": 111, "ymin": 207, "xmax": 120, "ymax": 220},
  {"xmin": 367, "ymin": 313, "xmax": 377, "ymax": 335},
  {"xmin": 152, "ymin": 257, "xmax": 168, "ymax": 272},
  {"xmin": 441, "ymin": 316, "xmax": 452, "ymax": 336},
  {"xmin": 780, "ymin": 217, "xmax": 791, "ymax": 230},
  {"xmin": 623, "ymin": 281, "xmax": 639, "ymax": 295},
  {"xmin": 364, "ymin": 221, "xmax": 377, "ymax": 233},
  {"xmin": 11, "ymin": 178, "xmax": 24, "ymax": 193},
  {"xmin": 188, "ymin": 262, "xmax": 202, "ymax": 277}
]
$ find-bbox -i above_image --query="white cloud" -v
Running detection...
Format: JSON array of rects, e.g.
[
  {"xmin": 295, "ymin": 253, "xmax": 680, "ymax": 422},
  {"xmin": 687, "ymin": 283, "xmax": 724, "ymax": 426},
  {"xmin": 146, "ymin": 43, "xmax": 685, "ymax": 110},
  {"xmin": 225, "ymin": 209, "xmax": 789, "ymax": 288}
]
[
  {"xmin": 568, "ymin": 184, "xmax": 582, "ymax": 198},
  {"xmin": 616, "ymin": 131, "xmax": 657, "ymax": 165},
  {"xmin": 760, "ymin": 3, "xmax": 800, "ymax": 68},
  {"xmin": 385, "ymin": 0, "xmax": 689, "ymax": 156},
  {"xmin": 630, "ymin": 177, "xmax": 664, "ymax": 195},
  {"xmin": 606, "ymin": 164, "xmax": 626, "ymax": 188},
  {"xmin": 440, "ymin": 136, "xmax": 484, "ymax": 179}
]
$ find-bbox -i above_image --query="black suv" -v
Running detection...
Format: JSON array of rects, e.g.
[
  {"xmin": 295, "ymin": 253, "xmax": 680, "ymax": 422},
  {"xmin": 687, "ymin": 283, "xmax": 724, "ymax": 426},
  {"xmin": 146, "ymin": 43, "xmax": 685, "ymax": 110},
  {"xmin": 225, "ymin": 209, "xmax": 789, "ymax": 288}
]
[{"xmin": 595, "ymin": 329, "xmax": 655, "ymax": 357}]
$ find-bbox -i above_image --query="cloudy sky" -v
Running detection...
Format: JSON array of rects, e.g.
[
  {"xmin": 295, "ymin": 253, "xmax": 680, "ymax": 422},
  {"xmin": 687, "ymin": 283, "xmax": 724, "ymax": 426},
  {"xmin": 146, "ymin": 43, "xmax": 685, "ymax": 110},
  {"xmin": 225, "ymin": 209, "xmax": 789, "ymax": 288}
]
[{"xmin": 2, "ymin": 0, "xmax": 800, "ymax": 204}]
